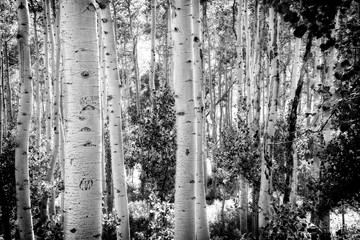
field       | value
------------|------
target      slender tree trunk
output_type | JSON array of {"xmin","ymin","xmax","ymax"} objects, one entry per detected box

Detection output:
[
  {"xmin": 149, "ymin": 0, "xmax": 156, "ymax": 106},
  {"xmin": 127, "ymin": 1, "xmax": 140, "ymax": 117},
  {"xmin": 44, "ymin": 0, "xmax": 53, "ymax": 153},
  {"xmin": 173, "ymin": 1, "xmax": 196, "ymax": 239},
  {"xmin": 289, "ymin": 38, "xmax": 301, "ymax": 100},
  {"xmin": 259, "ymin": 6, "xmax": 279, "ymax": 234},
  {"xmin": 31, "ymin": 6, "xmax": 42, "ymax": 151},
  {"xmin": 3, "ymin": 45, "xmax": 8, "ymax": 135},
  {"xmin": 0, "ymin": 40, "xmax": 2, "ymax": 154},
  {"xmin": 97, "ymin": 10, "xmax": 107, "ymax": 215},
  {"xmin": 283, "ymin": 34, "xmax": 313, "ymax": 204},
  {"xmin": 97, "ymin": 1, "xmax": 130, "ymax": 238},
  {"xmin": 39, "ymin": 8, "xmax": 61, "ymax": 222},
  {"xmin": 203, "ymin": 2, "xmax": 216, "ymax": 145},
  {"xmin": 252, "ymin": 188, "xmax": 259, "ymax": 239},
  {"xmin": 236, "ymin": 1, "xmax": 248, "ymax": 233},
  {"xmin": 236, "ymin": 0, "xmax": 244, "ymax": 109},
  {"xmin": 61, "ymin": 1, "xmax": 103, "ymax": 238},
  {"xmin": 166, "ymin": 0, "xmax": 173, "ymax": 89},
  {"xmin": 15, "ymin": 0, "xmax": 35, "ymax": 239},
  {"xmin": 240, "ymin": 174, "xmax": 248, "ymax": 234},
  {"xmin": 60, "ymin": 119, "xmax": 65, "ymax": 222},
  {"xmin": 193, "ymin": 1, "xmax": 210, "ymax": 239},
  {"xmin": 4, "ymin": 42, "xmax": 13, "ymax": 125}
]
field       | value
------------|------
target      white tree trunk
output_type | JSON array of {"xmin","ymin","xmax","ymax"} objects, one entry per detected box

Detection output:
[
  {"xmin": 259, "ymin": 6, "xmax": 278, "ymax": 231},
  {"xmin": 173, "ymin": 0, "xmax": 196, "ymax": 239},
  {"xmin": 290, "ymin": 38, "xmax": 301, "ymax": 100},
  {"xmin": 32, "ymin": 9, "xmax": 42, "ymax": 151},
  {"xmin": 149, "ymin": 0, "xmax": 156, "ymax": 105},
  {"xmin": 193, "ymin": 0, "xmax": 210, "ymax": 239},
  {"xmin": 15, "ymin": 1, "xmax": 35, "ymax": 239},
  {"xmin": 44, "ymin": 0, "xmax": 53, "ymax": 153},
  {"xmin": 98, "ymin": 1, "xmax": 130, "ymax": 238},
  {"xmin": 167, "ymin": 0, "xmax": 174, "ymax": 90},
  {"xmin": 61, "ymin": 1, "xmax": 102, "ymax": 238},
  {"xmin": 240, "ymin": 174, "xmax": 248, "ymax": 234}
]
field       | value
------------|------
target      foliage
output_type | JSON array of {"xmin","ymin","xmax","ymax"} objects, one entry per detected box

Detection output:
[
  {"xmin": 261, "ymin": 204, "xmax": 317, "ymax": 240},
  {"xmin": 318, "ymin": 133, "xmax": 360, "ymax": 212},
  {"xmin": 34, "ymin": 219, "xmax": 64, "ymax": 240},
  {"xmin": 0, "ymin": 131, "xmax": 17, "ymax": 239},
  {"xmin": 316, "ymin": 0, "xmax": 360, "ymax": 213},
  {"xmin": 126, "ymin": 85, "xmax": 176, "ymax": 201},
  {"xmin": 212, "ymin": 119, "xmax": 260, "ymax": 195},
  {"xmin": 129, "ymin": 194, "xmax": 174, "ymax": 240},
  {"xmin": 335, "ymin": 227, "xmax": 360, "ymax": 240},
  {"xmin": 209, "ymin": 202, "xmax": 243, "ymax": 240},
  {"xmin": 102, "ymin": 212, "xmax": 121, "ymax": 240}
]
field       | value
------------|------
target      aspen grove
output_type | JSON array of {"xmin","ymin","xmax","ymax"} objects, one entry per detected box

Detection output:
[{"xmin": 1, "ymin": 0, "xmax": 360, "ymax": 239}]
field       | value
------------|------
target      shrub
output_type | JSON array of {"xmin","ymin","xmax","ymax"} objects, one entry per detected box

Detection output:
[
  {"xmin": 261, "ymin": 204, "xmax": 315, "ymax": 240},
  {"xmin": 209, "ymin": 201, "xmax": 243, "ymax": 240}
]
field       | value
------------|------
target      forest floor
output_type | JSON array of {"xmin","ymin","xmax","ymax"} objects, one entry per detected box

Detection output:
[{"xmin": 127, "ymin": 166, "xmax": 360, "ymax": 238}]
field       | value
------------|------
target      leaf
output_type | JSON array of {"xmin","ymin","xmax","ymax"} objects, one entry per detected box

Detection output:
[
  {"xmin": 278, "ymin": 2, "xmax": 290, "ymax": 14},
  {"xmin": 340, "ymin": 59, "xmax": 351, "ymax": 68},
  {"xmin": 289, "ymin": 12, "xmax": 300, "ymax": 24},
  {"xmin": 294, "ymin": 24, "xmax": 307, "ymax": 38}
]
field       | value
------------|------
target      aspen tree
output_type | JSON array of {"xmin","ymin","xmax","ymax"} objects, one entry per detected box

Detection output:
[
  {"xmin": 149, "ymin": 0, "xmax": 156, "ymax": 106},
  {"xmin": 30, "ymin": 0, "xmax": 42, "ymax": 150},
  {"xmin": 259, "ymin": 5, "xmax": 277, "ymax": 231},
  {"xmin": 15, "ymin": 0, "xmax": 35, "ymax": 239},
  {"xmin": 203, "ymin": 2, "xmax": 216, "ymax": 145},
  {"xmin": 45, "ymin": 0, "xmax": 56, "ymax": 83},
  {"xmin": 236, "ymin": 0, "xmax": 249, "ymax": 233},
  {"xmin": 126, "ymin": 0, "xmax": 140, "ymax": 116},
  {"xmin": 251, "ymin": 1, "xmax": 262, "ymax": 126},
  {"xmin": 259, "ymin": 6, "xmax": 279, "ymax": 231},
  {"xmin": 193, "ymin": 0, "xmax": 210, "ymax": 238},
  {"xmin": 97, "ymin": 0, "xmax": 130, "ymax": 238},
  {"xmin": 3, "ymin": 41, "xmax": 13, "ymax": 125},
  {"xmin": 97, "ymin": 10, "xmax": 107, "ymax": 214},
  {"xmin": 43, "ymin": 0, "xmax": 53, "ymax": 152},
  {"xmin": 39, "ymin": 8, "xmax": 61, "ymax": 220},
  {"xmin": 283, "ymin": 33, "xmax": 313, "ymax": 204},
  {"xmin": 166, "ymin": 0, "xmax": 174, "ymax": 89},
  {"xmin": 312, "ymin": 39, "xmax": 323, "ymax": 120},
  {"xmin": 289, "ymin": 38, "xmax": 301, "ymax": 100},
  {"xmin": 244, "ymin": 0, "xmax": 251, "ymax": 118},
  {"xmin": 0, "ymin": 39, "xmax": 2, "ymax": 154},
  {"xmin": 218, "ymin": 56, "xmax": 223, "ymax": 145},
  {"xmin": 236, "ymin": 0, "xmax": 244, "ymax": 104},
  {"xmin": 61, "ymin": 1, "xmax": 102, "ymax": 238},
  {"xmin": 173, "ymin": 0, "xmax": 196, "ymax": 239}
]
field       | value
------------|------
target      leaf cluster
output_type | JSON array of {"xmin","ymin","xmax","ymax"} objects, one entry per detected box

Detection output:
[
  {"xmin": 261, "ymin": 204, "xmax": 315, "ymax": 240},
  {"xmin": 125, "ymin": 86, "xmax": 176, "ymax": 201}
]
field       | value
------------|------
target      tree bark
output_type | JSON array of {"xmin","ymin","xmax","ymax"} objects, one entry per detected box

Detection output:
[
  {"xmin": 39, "ymin": 7, "xmax": 61, "ymax": 222},
  {"xmin": 149, "ymin": 0, "xmax": 156, "ymax": 107},
  {"xmin": 259, "ymin": 6, "xmax": 280, "ymax": 234},
  {"xmin": 173, "ymin": 0, "xmax": 196, "ymax": 239},
  {"xmin": 15, "ymin": 0, "xmax": 35, "ymax": 239},
  {"xmin": 193, "ymin": 0, "xmax": 210, "ymax": 239},
  {"xmin": 31, "ymin": 5, "xmax": 42, "ymax": 151},
  {"xmin": 4, "ymin": 42, "xmax": 13, "ymax": 126},
  {"xmin": 43, "ymin": 0, "xmax": 53, "ymax": 153},
  {"xmin": 61, "ymin": 1, "xmax": 103, "ymax": 238},
  {"xmin": 283, "ymin": 33, "xmax": 313, "ymax": 204},
  {"xmin": 97, "ymin": 1, "xmax": 130, "ymax": 238}
]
